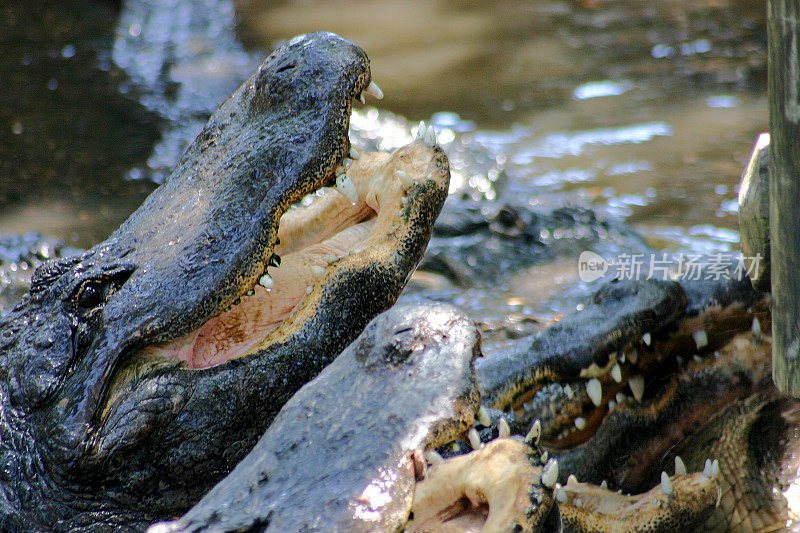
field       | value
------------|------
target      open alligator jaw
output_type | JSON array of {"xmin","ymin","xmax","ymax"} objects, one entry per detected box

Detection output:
[{"xmin": 138, "ymin": 138, "xmax": 447, "ymax": 370}]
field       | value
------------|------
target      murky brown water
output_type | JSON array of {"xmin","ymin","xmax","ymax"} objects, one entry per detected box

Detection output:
[{"xmin": 0, "ymin": 0, "xmax": 767, "ymax": 257}]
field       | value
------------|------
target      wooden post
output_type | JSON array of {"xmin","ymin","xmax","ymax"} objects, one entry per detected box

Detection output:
[{"xmin": 769, "ymin": 0, "xmax": 800, "ymax": 396}]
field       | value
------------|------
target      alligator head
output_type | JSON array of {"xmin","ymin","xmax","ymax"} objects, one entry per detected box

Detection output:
[{"xmin": 0, "ymin": 32, "xmax": 449, "ymax": 531}]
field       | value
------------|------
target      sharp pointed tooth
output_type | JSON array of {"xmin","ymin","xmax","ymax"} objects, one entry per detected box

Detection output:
[
  {"xmin": 526, "ymin": 419, "xmax": 542, "ymax": 445},
  {"xmin": 702, "ymin": 459, "xmax": 713, "ymax": 478},
  {"xmin": 416, "ymin": 121, "xmax": 426, "ymax": 140},
  {"xmin": 396, "ymin": 170, "xmax": 415, "ymax": 188},
  {"xmin": 498, "ymin": 418, "xmax": 511, "ymax": 438},
  {"xmin": 541, "ymin": 450, "xmax": 548, "ymax": 463},
  {"xmin": 693, "ymin": 329, "xmax": 708, "ymax": 349},
  {"xmin": 619, "ymin": 351, "xmax": 626, "ymax": 363},
  {"xmin": 467, "ymin": 428, "xmax": 481, "ymax": 449},
  {"xmin": 344, "ymin": 157, "xmax": 353, "ymax": 168},
  {"xmin": 349, "ymin": 146, "xmax": 360, "ymax": 160},
  {"xmin": 478, "ymin": 406, "xmax": 491, "ymax": 427},
  {"xmin": 556, "ymin": 487, "xmax": 567, "ymax": 502},
  {"xmin": 601, "ymin": 480, "xmax": 608, "ymax": 489},
  {"xmin": 752, "ymin": 317, "xmax": 762, "ymax": 335},
  {"xmin": 365, "ymin": 80, "xmax": 383, "ymax": 99},
  {"xmin": 358, "ymin": 93, "xmax": 366, "ymax": 104},
  {"xmin": 587, "ymin": 378, "xmax": 602, "ymax": 407},
  {"xmin": 642, "ymin": 332, "xmax": 652, "ymax": 346},
  {"xmin": 541, "ymin": 459, "xmax": 558, "ymax": 488},
  {"xmin": 574, "ymin": 417, "xmax": 586, "ymax": 430},
  {"xmin": 629, "ymin": 375, "xmax": 645, "ymax": 402},
  {"xmin": 611, "ymin": 363, "xmax": 622, "ymax": 383},
  {"xmin": 711, "ymin": 459, "xmax": 719, "ymax": 477},
  {"xmin": 310, "ymin": 265, "xmax": 326, "ymax": 278},
  {"xmin": 259, "ymin": 273, "xmax": 274, "ymax": 290},
  {"xmin": 567, "ymin": 474, "xmax": 579, "ymax": 486},
  {"xmin": 660, "ymin": 471, "xmax": 673, "ymax": 495},
  {"xmin": 335, "ymin": 174, "xmax": 358, "ymax": 204},
  {"xmin": 616, "ymin": 392, "xmax": 626, "ymax": 403},
  {"xmin": 425, "ymin": 450, "xmax": 442, "ymax": 464},
  {"xmin": 564, "ymin": 384, "xmax": 574, "ymax": 398},
  {"xmin": 675, "ymin": 456, "xmax": 687, "ymax": 475},
  {"xmin": 423, "ymin": 125, "xmax": 437, "ymax": 147}
]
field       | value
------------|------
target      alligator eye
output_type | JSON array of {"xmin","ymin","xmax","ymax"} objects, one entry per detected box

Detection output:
[{"xmin": 76, "ymin": 282, "xmax": 105, "ymax": 309}]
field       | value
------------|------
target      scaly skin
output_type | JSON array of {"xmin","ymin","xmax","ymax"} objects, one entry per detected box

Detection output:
[
  {"xmin": 0, "ymin": 33, "xmax": 449, "ymax": 531},
  {"xmin": 151, "ymin": 303, "xmax": 481, "ymax": 533}
]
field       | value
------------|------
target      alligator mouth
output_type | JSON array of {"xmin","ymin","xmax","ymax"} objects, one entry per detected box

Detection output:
[
  {"xmin": 512, "ymin": 299, "xmax": 770, "ymax": 451},
  {"xmin": 136, "ymin": 137, "xmax": 446, "ymax": 370}
]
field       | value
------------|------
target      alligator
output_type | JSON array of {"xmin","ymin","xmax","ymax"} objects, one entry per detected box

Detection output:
[
  {"xmin": 150, "ymin": 302, "xmax": 483, "ymax": 532},
  {"xmin": 0, "ymin": 32, "xmax": 450, "ymax": 531}
]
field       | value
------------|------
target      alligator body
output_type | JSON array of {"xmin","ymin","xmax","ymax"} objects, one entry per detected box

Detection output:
[{"xmin": 0, "ymin": 33, "xmax": 449, "ymax": 531}]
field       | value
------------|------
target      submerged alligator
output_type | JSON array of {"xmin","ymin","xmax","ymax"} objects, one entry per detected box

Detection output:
[{"xmin": 0, "ymin": 32, "xmax": 450, "ymax": 530}]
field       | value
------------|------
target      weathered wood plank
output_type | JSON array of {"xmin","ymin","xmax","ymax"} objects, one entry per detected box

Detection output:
[{"xmin": 769, "ymin": 0, "xmax": 800, "ymax": 396}]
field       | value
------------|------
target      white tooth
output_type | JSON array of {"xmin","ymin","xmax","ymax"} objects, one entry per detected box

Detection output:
[
  {"xmin": 425, "ymin": 450, "xmax": 443, "ymax": 464},
  {"xmin": 498, "ymin": 418, "xmax": 511, "ymax": 438},
  {"xmin": 752, "ymin": 317, "xmax": 761, "ymax": 335},
  {"xmin": 574, "ymin": 417, "xmax": 586, "ymax": 430},
  {"xmin": 693, "ymin": 329, "xmax": 708, "ymax": 349},
  {"xmin": 416, "ymin": 121, "xmax": 426, "ymax": 140},
  {"xmin": 629, "ymin": 375, "xmax": 645, "ymax": 402},
  {"xmin": 619, "ymin": 351, "xmax": 626, "ymax": 363},
  {"xmin": 615, "ymin": 392, "xmax": 626, "ymax": 403},
  {"xmin": 608, "ymin": 400, "xmax": 616, "ymax": 410},
  {"xmin": 335, "ymin": 174, "xmax": 359, "ymax": 204},
  {"xmin": 675, "ymin": 456, "xmax": 687, "ymax": 475},
  {"xmin": 350, "ymin": 146, "xmax": 360, "ymax": 160},
  {"xmin": 702, "ymin": 459, "xmax": 713, "ymax": 478},
  {"xmin": 365, "ymin": 80, "xmax": 383, "ymax": 99},
  {"xmin": 344, "ymin": 157, "xmax": 353, "ymax": 168},
  {"xmin": 396, "ymin": 170, "xmax": 415, "ymax": 188},
  {"xmin": 642, "ymin": 332, "xmax": 652, "ymax": 346},
  {"xmin": 601, "ymin": 480, "xmax": 608, "ymax": 489},
  {"xmin": 567, "ymin": 474, "xmax": 579, "ymax": 486},
  {"xmin": 693, "ymin": 355, "xmax": 702, "ymax": 363},
  {"xmin": 628, "ymin": 349, "xmax": 638, "ymax": 364},
  {"xmin": 540, "ymin": 451, "xmax": 548, "ymax": 463},
  {"xmin": 423, "ymin": 125, "xmax": 437, "ymax": 147},
  {"xmin": 711, "ymin": 459, "xmax": 719, "ymax": 477},
  {"xmin": 478, "ymin": 406, "xmax": 491, "ymax": 427},
  {"xmin": 259, "ymin": 274, "xmax": 274, "ymax": 290},
  {"xmin": 556, "ymin": 487, "xmax": 567, "ymax": 502},
  {"xmin": 587, "ymin": 378, "xmax": 603, "ymax": 407},
  {"xmin": 358, "ymin": 93, "xmax": 366, "ymax": 104},
  {"xmin": 611, "ymin": 363, "xmax": 622, "ymax": 383},
  {"xmin": 714, "ymin": 350, "xmax": 721, "ymax": 358},
  {"xmin": 541, "ymin": 459, "xmax": 559, "ymax": 488},
  {"xmin": 564, "ymin": 384, "xmax": 574, "ymax": 399},
  {"xmin": 660, "ymin": 471, "xmax": 672, "ymax": 495},
  {"xmin": 527, "ymin": 419, "xmax": 542, "ymax": 445},
  {"xmin": 467, "ymin": 428, "xmax": 481, "ymax": 449},
  {"xmin": 310, "ymin": 265, "xmax": 326, "ymax": 278}
]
